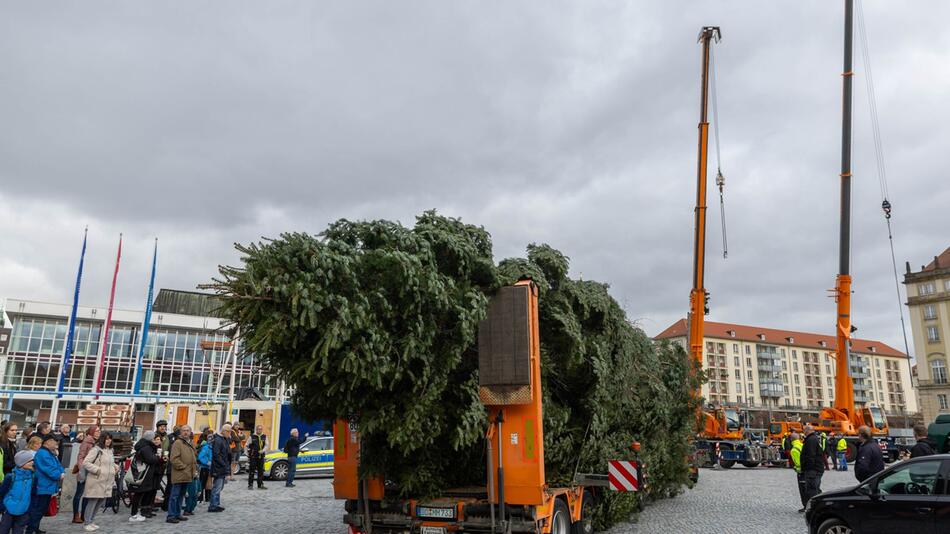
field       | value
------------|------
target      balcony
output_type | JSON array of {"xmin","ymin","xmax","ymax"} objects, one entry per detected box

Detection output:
[
  {"xmin": 850, "ymin": 370, "xmax": 869, "ymax": 379},
  {"xmin": 759, "ymin": 383, "xmax": 783, "ymax": 397},
  {"xmin": 855, "ymin": 392, "xmax": 870, "ymax": 403},
  {"xmin": 853, "ymin": 381, "xmax": 870, "ymax": 391},
  {"xmin": 758, "ymin": 364, "xmax": 782, "ymax": 373}
]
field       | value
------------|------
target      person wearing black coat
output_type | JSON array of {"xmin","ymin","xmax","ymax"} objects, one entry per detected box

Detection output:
[
  {"xmin": 208, "ymin": 424, "xmax": 233, "ymax": 512},
  {"xmin": 0, "ymin": 422, "xmax": 19, "ymax": 474},
  {"xmin": 799, "ymin": 425, "xmax": 824, "ymax": 508},
  {"xmin": 910, "ymin": 424, "xmax": 937, "ymax": 458},
  {"xmin": 854, "ymin": 425, "xmax": 885, "ymax": 482},
  {"xmin": 129, "ymin": 432, "xmax": 163, "ymax": 522},
  {"xmin": 283, "ymin": 428, "xmax": 302, "ymax": 488}
]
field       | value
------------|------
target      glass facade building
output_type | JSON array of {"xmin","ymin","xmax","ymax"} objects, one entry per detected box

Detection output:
[{"xmin": 1, "ymin": 291, "xmax": 278, "ymax": 402}]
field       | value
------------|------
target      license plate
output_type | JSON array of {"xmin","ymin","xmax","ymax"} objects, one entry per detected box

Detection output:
[
  {"xmin": 421, "ymin": 527, "xmax": 446, "ymax": 534},
  {"xmin": 416, "ymin": 506, "xmax": 455, "ymax": 519}
]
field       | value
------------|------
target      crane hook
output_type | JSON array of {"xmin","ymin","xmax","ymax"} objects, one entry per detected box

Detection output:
[{"xmin": 881, "ymin": 198, "xmax": 891, "ymax": 220}]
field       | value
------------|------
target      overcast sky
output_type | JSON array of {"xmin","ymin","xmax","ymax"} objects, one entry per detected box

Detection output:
[{"xmin": 1, "ymin": 2, "xmax": 947, "ymax": 361}]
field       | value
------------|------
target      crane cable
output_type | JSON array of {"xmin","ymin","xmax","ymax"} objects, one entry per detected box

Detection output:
[
  {"xmin": 710, "ymin": 42, "xmax": 728, "ymax": 259},
  {"xmin": 855, "ymin": 0, "xmax": 912, "ymax": 361}
]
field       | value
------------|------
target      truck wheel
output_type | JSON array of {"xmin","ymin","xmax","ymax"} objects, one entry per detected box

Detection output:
[
  {"xmin": 571, "ymin": 491, "xmax": 594, "ymax": 534},
  {"xmin": 845, "ymin": 442, "xmax": 857, "ymax": 463},
  {"xmin": 718, "ymin": 443, "xmax": 735, "ymax": 469},
  {"xmin": 550, "ymin": 499, "xmax": 571, "ymax": 534},
  {"xmin": 740, "ymin": 461, "xmax": 760, "ymax": 468}
]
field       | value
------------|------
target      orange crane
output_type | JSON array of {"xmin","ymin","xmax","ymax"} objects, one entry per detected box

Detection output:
[
  {"xmin": 769, "ymin": 0, "xmax": 893, "ymax": 463},
  {"xmin": 686, "ymin": 26, "xmax": 777, "ymax": 469}
]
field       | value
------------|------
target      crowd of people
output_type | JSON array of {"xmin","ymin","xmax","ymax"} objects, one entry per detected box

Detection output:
[
  {"xmin": 780, "ymin": 422, "xmax": 938, "ymax": 513},
  {"xmin": 0, "ymin": 418, "xmax": 307, "ymax": 533}
]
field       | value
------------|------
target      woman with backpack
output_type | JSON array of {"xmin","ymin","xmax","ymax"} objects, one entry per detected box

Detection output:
[
  {"xmin": 128, "ymin": 431, "xmax": 161, "ymax": 522},
  {"xmin": 81, "ymin": 432, "xmax": 116, "ymax": 532},
  {"xmin": 0, "ymin": 450, "xmax": 35, "ymax": 534}
]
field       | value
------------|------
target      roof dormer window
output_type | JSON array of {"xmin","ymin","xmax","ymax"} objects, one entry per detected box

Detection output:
[{"xmin": 757, "ymin": 334, "xmax": 765, "ymax": 341}]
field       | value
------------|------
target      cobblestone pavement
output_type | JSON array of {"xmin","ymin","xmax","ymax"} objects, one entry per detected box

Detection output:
[
  {"xmin": 39, "ymin": 466, "xmax": 863, "ymax": 533},
  {"xmin": 609, "ymin": 465, "xmax": 861, "ymax": 534},
  {"xmin": 41, "ymin": 477, "xmax": 346, "ymax": 534}
]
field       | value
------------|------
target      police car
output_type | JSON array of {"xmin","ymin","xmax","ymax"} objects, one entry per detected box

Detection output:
[{"xmin": 264, "ymin": 434, "xmax": 334, "ymax": 480}]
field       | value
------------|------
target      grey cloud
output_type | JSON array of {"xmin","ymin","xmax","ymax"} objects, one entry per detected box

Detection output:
[{"xmin": 1, "ymin": 1, "xmax": 948, "ymax": 362}]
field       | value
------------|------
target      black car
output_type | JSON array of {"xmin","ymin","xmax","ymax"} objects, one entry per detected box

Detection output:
[{"xmin": 805, "ymin": 454, "xmax": 950, "ymax": 534}]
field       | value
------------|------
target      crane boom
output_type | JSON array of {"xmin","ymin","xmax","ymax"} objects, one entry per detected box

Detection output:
[
  {"xmin": 833, "ymin": 0, "xmax": 856, "ymax": 421},
  {"xmin": 688, "ymin": 26, "xmax": 721, "ymax": 370}
]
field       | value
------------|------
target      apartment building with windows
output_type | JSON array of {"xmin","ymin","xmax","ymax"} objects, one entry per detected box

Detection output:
[
  {"xmin": 904, "ymin": 246, "xmax": 950, "ymax": 422},
  {"xmin": 656, "ymin": 319, "xmax": 916, "ymax": 414}
]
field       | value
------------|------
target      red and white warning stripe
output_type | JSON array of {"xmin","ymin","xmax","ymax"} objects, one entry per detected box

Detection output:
[{"xmin": 608, "ymin": 460, "xmax": 639, "ymax": 492}]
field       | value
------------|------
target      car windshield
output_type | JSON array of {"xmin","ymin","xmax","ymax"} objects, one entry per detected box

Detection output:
[
  {"xmin": 869, "ymin": 407, "xmax": 886, "ymax": 430},
  {"xmin": 769, "ymin": 423, "xmax": 782, "ymax": 435},
  {"xmin": 724, "ymin": 409, "xmax": 740, "ymax": 431}
]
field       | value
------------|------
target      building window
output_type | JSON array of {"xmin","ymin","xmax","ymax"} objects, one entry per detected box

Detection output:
[
  {"xmin": 794, "ymin": 375, "xmax": 800, "ymax": 384},
  {"xmin": 946, "ymin": 280, "xmax": 950, "ymax": 292},
  {"xmin": 784, "ymin": 385, "xmax": 790, "ymax": 395},
  {"xmin": 783, "ymin": 373, "xmax": 789, "ymax": 383},
  {"xmin": 735, "ymin": 369, "xmax": 740, "ymax": 379},
  {"xmin": 938, "ymin": 394, "xmax": 949, "ymax": 411},
  {"xmin": 733, "ymin": 343, "xmax": 739, "ymax": 353},
  {"xmin": 927, "ymin": 326, "xmax": 941, "ymax": 343},
  {"xmin": 734, "ymin": 356, "xmax": 740, "ymax": 366},
  {"xmin": 747, "ymin": 383, "xmax": 753, "ymax": 393},
  {"xmin": 791, "ymin": 350, "xmax": 797, "ymax": 358},
  {"xmin": 920, "ymin": 282, "xmax": 936, "ymax": 295},
  {"xmin": 747, "ymin": 370, "xmax": 753, "ymax": 380},
  {"xmin": 745, "ymin": 345, "xmax": 750, "ymax": 355},
  {"xmin": 795, "ymin": 387, "xmax": 801, "ymax": 396},
  {"xmin": 923, "ymin": 304, "xmax": 938, "ymax": 320},
  {"xmin": 793, "ymin": 362, "xmax": 799, "ymax": 372},
  {"xmin": 782, "ymin": 361, "xmax": 787, "ymax": 370},
  {"xmin": 780, "ymin": 348, "xmax": 786, "ymax": 356},
  {"xmin": 877, "ymin": 381, "xmax": 883, "ymax": 390},
  {"xmin": 876, "ymin": 369, "xmax": 881, "ymax": 378},
  {"xmin": 932, "ymin": 359, "xmax": 948, "ymax": 384},
  {"xmin": 746, "ymin": 357, "xmax": 752, "ymax": 367},
  {"xmin": 826, "ymin": 377, "xmax": 832, "ymax": 386},
  {"xmin": 737, "ymin": 395, "xmax": 742, "ymax": 403},
  {"xmin": 828, "ymin": 388, "xmax": 833, "ymax": 399}
]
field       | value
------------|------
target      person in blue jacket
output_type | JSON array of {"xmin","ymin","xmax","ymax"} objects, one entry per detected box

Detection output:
[
  {"xmin": 27, "ymin": 435, "xmax": 64, "ymax": 534},
  {"xmin": 0, "ymin": 451, "xmax": 36, "ymax": 534}
]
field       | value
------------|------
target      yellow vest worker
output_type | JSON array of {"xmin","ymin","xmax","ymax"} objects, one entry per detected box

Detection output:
[
  {"xmin": 790, "ymin": 439, "xmax": 803, "ymax": 473},
  {"xmin": 837, "ymin": 437, "xmax": 848, "ymax": 452}
]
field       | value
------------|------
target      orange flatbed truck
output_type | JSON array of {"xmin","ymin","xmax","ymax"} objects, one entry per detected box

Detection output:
[{"xmin": 334, "ymin": 281, "xmax": 628, "ymax": 534}]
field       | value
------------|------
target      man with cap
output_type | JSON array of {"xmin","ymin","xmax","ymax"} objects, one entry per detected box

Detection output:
[
  {"xmin": 27, "ymin": 435, "xmax": 64, "ymax": 534},
  {"xmin": 0, "ymin": 450, "xmax": 36, "ymax": 533}
]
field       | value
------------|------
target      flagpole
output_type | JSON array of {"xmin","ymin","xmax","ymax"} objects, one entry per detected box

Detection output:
[
  {"xmin": 93, "ymin": 234, "xmax": 122, "ymax": 400},
  {"xmin": 50, "ymin": 227, "xmax": 89, "ymax": 426},
  {"xmin": 130, "ymin": 238, "xmax": 158, "ymax": 398}
]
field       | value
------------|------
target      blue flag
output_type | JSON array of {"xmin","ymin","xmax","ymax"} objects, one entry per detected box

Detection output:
[
  {"xmin": 56, "ymin": 228, "xmax": 88, "ymax": 397},
  {"xmin": 133, "ymin": 239, "xmax": 158, "ymax": 395}
]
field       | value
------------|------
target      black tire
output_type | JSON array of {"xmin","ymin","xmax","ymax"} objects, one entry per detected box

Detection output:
[
  {"xmin": 270, "ymin": 460, "xmax": 289, "ymax": 481},
  {"xmin": 718, "ymin": 443, "xmax": 736, "ymax": 468},
  {"xmin": 845, "ymin": 442, "xmax": 858, "ymax": 463},
  {"xmin": 550, "ymin": 499, "xmax": 571, "ymax": 534},
  {"xmin": 817, "ymin": 517, "xmax": 854, "ymax": 534},
  {"xmin": 740, "ymin": 461, "xmax": 760, "ymax": 468},
  {"xmin": 571, "ymin": 491, "xmax": 594, "ymax": 534}
]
